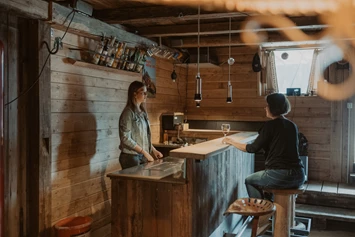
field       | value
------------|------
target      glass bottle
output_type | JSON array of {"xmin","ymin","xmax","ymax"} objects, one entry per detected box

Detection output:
[
  {"xmin": 98, "ymin": 38, "xmax": 109, "ymax": 66},
  {"xmin": 112, "ymin": 42, "xmax": 125, "ymax": 69},
  {"xmin": 91, "ymin": 36, "xmax": 104, "ymax": 65},
  {"xmin": 106, "ymin": 39, "xmax": 119, "ymax": 67},
  {"xmin": 120, "ymin": 48, "xmax": 130, "ymax": 70},
  {"xmin": 127, "ymin": 47, "xmax": 138, "ymax": 71},
  {"xmin": 135, "ymin": 49, "xmax": 147, "ymax": 73},
  {"xmin": 131, "ymin": 47, "xmax": 140, "ymax": 71}
]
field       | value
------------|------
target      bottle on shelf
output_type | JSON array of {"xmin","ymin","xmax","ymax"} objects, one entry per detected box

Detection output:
[
  {"xmin": 112, "ymin": 42, "xmax": 125, "ymax": 69},
  {"xmin": 120, "ymin": 48, "xmax": 131, "ymax": 70},
  {"xmin": 98, "ymin": 38, "xmax": 109, "ymax": 66},
  {"xmin": 130, "ymin": 48, "xmax": 140, "ymax": 72},
  {"xmin": 135, "ymin": 49, "xmax": 147, "ymax": 73},
  {"xmin": 127, "ymin": 47, "xmax": 138, "ymax": 71},
  {"xmin": 105, "ymin": 38, "xmax": 118, "ymax": 67},
  {"xmin": 91, "ymin": 36, "xmax": 105, "ymax": 65}
]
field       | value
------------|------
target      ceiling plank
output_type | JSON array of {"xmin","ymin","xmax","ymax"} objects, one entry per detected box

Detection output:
[
  {"xmin": 0, "ymin": 0, "xmax": 48, "ymax": 20},
  {"xmin": 51, "ymin": 3, "xmax": 157, "ymax": 46},
  {"xmin": 93, "ymin": 6, "xmax": 251, "ymax": 24}
]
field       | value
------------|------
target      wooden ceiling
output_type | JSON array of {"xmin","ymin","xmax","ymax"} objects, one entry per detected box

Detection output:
[{"xmin": 50, "ymin": 0, "xmax": 322, "ymax": 50}]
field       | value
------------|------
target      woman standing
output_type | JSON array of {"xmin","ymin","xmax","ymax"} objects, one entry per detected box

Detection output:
[
  {"xmin": 223, "ymin": 93, "xmax": 305, "ymax": 199},
  {"xmin": 119, "ymin": 81, "xmax": 163, "ymax": 169}
]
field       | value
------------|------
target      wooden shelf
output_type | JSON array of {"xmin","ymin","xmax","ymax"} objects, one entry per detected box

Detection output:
[{"xmin": 65, "ymin": 57, "xmax": 142, "ymax": 76}]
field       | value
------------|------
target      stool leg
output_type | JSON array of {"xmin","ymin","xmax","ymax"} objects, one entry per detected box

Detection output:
[
  {"xmin": 290, "ymin": 194, "xmax": 296, "ymax": 228},
  {"xmin": 251, "ymin": 216, "xmax": 259, "ymax": 237},
  {"xmin": 274, "ymin": 194, "xmax": 291, "ymax": 237}
]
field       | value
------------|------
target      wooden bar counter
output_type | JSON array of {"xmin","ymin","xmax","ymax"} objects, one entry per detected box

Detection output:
[{"xmin": 107, "ymin": 132, "xmax": 258, "ymax": 237}]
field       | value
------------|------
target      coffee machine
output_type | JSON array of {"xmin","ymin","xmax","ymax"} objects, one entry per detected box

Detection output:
[{"xmin": 161, "ymin": 112, "xmax": 184, "ymax": 130}]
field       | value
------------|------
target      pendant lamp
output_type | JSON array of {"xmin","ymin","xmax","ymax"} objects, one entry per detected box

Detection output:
[
  {"xmin": 227, "ymin": 17, "xmax": 234, "ymax": 103},
  {"xmin": 194, "ymin": 6, "xmax": 202, "ymax": 108}
]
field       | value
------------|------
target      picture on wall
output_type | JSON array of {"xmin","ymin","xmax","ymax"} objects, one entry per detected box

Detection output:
[{"xmin": 142, "ymin": 56, "xmax": 157, "ymax": 98}]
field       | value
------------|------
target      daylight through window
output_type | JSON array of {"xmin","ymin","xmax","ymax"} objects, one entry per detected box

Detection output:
[{"xmin": 274, "ymin": 49, "xmax": 314, "ymax": 95}]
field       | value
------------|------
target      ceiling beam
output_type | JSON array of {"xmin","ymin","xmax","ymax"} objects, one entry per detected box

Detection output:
[
  {"xmin": 0, "ymin": 0, "xmax": 48, "ymax": 20},
  {"xmin": 169, "ymin": 33, "xmax": 322, "ymax": 48},
  {"xmin": 137, "ymin": 17, "xmax": 322, "ymax": 37},
  {"xmin": 93, "ymin": 6, "xmax": 251, "ymax": 24}
]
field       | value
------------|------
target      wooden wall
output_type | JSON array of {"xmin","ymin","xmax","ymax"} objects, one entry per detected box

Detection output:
[
  {"xmin": 50, "ymin": 29, "xmax": 186, "ymax": 236},
  {"xmin": 0, "ymin": 10, "xmax": 24, "ymax": 237},
  {"xmin": 184, "ymin": 46, "xmax": 351, "ymax": 183}
]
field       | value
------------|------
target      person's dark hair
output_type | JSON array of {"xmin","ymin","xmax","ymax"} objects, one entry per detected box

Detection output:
[
  {"xmin": 266, "ymin": 93, "xmax": 291, "ymax": 116},
  {"xmin": 126, "ymin": 81, "xmax": 147, "ymax": 113}
]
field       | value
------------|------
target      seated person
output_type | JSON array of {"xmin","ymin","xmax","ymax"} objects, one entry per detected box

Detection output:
[{"xmin": 223, "ymin": 93, "xmax": 305, "ymax": 200}]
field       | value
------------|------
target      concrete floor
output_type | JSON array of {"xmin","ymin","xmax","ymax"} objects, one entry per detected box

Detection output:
[{"xmin": 308, "ymin": 221, "xmax": 354, "ymax": 237}]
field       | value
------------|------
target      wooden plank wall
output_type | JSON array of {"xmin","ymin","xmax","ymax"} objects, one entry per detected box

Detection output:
[
  {"xmin": 185, "ymin": 46, "xmax": 338, "ymax": 182},
  {"xmin": 0, "ymin": 11, "xmax": 26, "ymax": 237},
  {"xmin": 50, "ymin": 28, "xmax": 185, "ymax": 236}
]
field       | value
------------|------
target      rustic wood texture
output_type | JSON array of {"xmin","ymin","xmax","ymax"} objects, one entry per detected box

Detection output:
[
  {"xmin": 169, "ymin": 132, "xmax": 257, "ymax": 160},
  {"xmin": 33, "ymin": 19, "xmax": 52, "ymax": 237},
  {"xmin": 50, "ymin": 28, "xmax": 185, "ymax": 236},
  {"xmin": 1, "ymin": 10, "xmax": 23, "ymax": 237},
  {"xmin": 0, "ymin": 0, "xmax": 48, "ymax": 20},
  {"xmin": 297, "ymin": 180, "xmax": 355, "ymax": 209},
  {"xmin": 184, "ymin": 46, "xmax": 345, "ymax": 182},
  {"xmin": 110, "ymin": 145, "xmax": 254, "ymax": 237}
]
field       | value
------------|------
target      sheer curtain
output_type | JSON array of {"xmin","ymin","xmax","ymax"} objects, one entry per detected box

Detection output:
[
  {"xmin": 265, "ymin": 51, "xmax": 278, "ymax": 95},
  {"xmin": 307, "ymin": 49, "xmax": 320, "ymax": 95}
]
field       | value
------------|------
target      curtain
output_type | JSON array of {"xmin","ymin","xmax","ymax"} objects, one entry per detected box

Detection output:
[
  {"xmin": 307, "ymin": 49, "xmax": 320, "ymax": 95},
  {"xmin": 265, "ymin": 51, "xmax": 278, "ymax": 95}
]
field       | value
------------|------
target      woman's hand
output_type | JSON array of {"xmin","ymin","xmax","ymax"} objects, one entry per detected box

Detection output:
[
  {"xmin": 152, "ymin": 149, "xmax": 163, "ymax": 159},
  {"xmin": 222, "ymin": 137, "xmax": 247, "ymax": 152},
  {"xmin": 222, "ymin": 137, "xmax": 234, "ymax": 145},
  {"xmin": 142, "ymin": 150, "xmax": 155, "ymax": 162}
]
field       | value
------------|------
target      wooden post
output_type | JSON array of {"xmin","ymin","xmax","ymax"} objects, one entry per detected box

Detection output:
[{"xmin": 21, "ymin": 18, "xmax": 51, "ymax": 237}]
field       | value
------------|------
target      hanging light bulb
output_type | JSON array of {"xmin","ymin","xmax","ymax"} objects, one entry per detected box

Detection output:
[
  {"xmin": 194, "ymin": 5, "xmax": 202, "ymax": 108},
  {"xmin": 194, "ymin": 72, "xmax": 202, "ymax": 107},
  {"xmin": 227, "ymin": 17, "xmax": 234, "ymax": 103}
]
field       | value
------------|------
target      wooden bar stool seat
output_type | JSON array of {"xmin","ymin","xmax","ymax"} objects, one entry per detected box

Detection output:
[
  {"xmin": 224, "ymin": 198, "xmax": 275, "ymax": 237},
  {"xmin": 265, "ymin": 186, "xmax": 305, "ymax": 237}
]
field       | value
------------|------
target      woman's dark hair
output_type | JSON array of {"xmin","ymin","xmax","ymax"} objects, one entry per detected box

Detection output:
[
  {"xmin": 266, "ymin": 93, "xmax": 291, "ymax": 116},
  {"xmin": 126, "ymin": 81, "xmax": 147, "ymax": 113}
]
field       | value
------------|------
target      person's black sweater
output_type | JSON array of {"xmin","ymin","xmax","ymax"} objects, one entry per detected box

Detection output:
[{"xmin": 246, "ymin": 118, "xmax": 303, "ymax": 170}]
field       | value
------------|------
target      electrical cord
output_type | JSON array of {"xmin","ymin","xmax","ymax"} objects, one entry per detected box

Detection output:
[{"xmin": 5, "ymin": 9, "xmax": 76, "ymax": 106}]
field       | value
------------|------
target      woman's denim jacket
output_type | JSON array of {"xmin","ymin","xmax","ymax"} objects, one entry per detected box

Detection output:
[{"xmin": 119, "ymin": 107, "xmax": 151, "ymax": 155}]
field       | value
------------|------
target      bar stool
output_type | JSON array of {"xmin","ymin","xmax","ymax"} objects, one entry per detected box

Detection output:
[
  {"xmin": 265, "ymin": 186, "xmax": 305, "ymax": 237},
  {"xmin": 224, "ymin": 198, "xmax": 275, "ymax": 237}
]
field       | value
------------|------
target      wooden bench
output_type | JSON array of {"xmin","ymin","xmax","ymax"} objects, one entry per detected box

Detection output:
[
  {"xmin": 296, "ymin": 204, "xmax": 355, "ymax": 229},
  {"xmin": 296, "ymin": 180, "xmax": 355, "ymax": 229}
]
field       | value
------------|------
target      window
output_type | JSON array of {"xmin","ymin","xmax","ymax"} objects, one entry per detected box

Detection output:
[{"xmin": 274, "ymin": 49, "xmax": 314, "ymax": 94}]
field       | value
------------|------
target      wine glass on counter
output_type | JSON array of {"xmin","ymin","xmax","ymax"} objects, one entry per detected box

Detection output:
[{"xmin": 221, "ymin": 124, "xmax": 230, "ymax": 144}]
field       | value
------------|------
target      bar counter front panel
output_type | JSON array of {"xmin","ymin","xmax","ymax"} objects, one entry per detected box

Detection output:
[{"xmin": 108, "ymin": 132, "xmax": 257, "ymax": 237}]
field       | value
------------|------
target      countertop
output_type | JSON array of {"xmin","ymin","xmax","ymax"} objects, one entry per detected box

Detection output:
[
  {"xmin": 169, "ymin": 131, "xmax": 258, "ymax": 160},
  {"xmin": 107, "ymin": 156, "xmax": 186, "ymax": 183}
]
